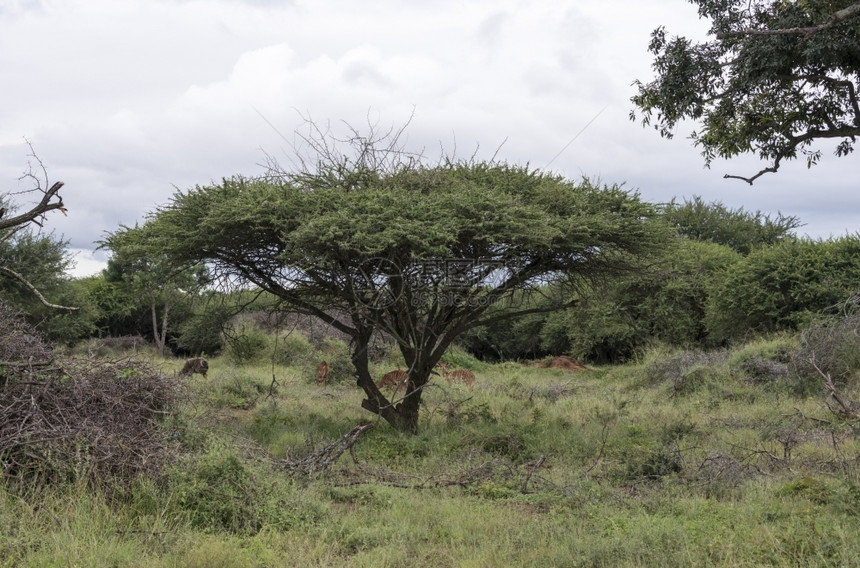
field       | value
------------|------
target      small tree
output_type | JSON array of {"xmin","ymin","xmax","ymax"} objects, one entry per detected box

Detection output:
[
  {"xmin": 99, "ymin": 243, "xmax": 209, "ymax": 358},
  {"xmin": 631, "ymin": 0, "xmax": 860, "ymax": 184},
  {"xmin": 110, "ymin": 125, "xmax": 670, "ymax": 432}
]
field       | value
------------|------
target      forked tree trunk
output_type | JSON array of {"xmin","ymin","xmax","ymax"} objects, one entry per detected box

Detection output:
[
  {"xmin": 353, "ymin": 337, "xmax": 425, "ymax": 434},
  {"xmin": 150, "ymin": 295, "xmax": 170, "ymax": 358}
]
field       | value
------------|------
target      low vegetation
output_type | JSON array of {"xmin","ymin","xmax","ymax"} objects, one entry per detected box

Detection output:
[{"xmin": 2, "ymin": 303, "xmax": 860, "ymax": 567}]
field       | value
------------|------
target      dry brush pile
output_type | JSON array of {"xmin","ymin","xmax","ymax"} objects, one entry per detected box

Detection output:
[{"xmin": 0, "ymin": 301, "xmax": 184, "ymax": 492}]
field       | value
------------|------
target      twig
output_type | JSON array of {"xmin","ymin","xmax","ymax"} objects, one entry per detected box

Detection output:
[
  {"xmin": 521, "ymin": 455, "xmax": 546, "ymax": 493},
  {"xmin": 0, "ymin": 266, "xmax": 79, "ymax": 311},
  {"xmin": 812, "ymin": 355, "xmax": 857, "ymax": 419},
  {"xmin": 583, "ymin": 420, "xmax": 611, "ymax": 479}
]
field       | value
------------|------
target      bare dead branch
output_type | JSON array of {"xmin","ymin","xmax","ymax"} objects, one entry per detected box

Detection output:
[
  {"xmin": 723, "ymin": 162, "xmax": 781, "ymax": 185},
  {"xmin": 812, "ymin": 355, "xmax": 857, "ymax": 419},
  {"xmin": 279, "ymin": 422, "xmax": 376, "ymax": 476},
  {"xmin": 1, "ymin": 143, "xmax": 77, "ymax": 311},
  {"xmin": 0, "ymin": 266, "xmax": 79, "ymax": 311},
  {"xmin": 521, "ymin": 454, "xmax": 546, "ymax": 493}
]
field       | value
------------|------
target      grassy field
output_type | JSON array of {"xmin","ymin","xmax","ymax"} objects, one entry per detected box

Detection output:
[{"xmin": 2, "ymin": 334, "xmax": 860, "ymax": 567}]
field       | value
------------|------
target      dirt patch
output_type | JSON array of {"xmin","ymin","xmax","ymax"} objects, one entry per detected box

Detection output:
[{"xmin": 538, "ymin": 356, "xmax": 587, "ymax": 372}]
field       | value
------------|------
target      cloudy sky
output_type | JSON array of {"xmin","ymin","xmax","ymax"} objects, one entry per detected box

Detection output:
[{"xmin": 2, "ymin": 0, "xmax": 858, "ymax": 277}]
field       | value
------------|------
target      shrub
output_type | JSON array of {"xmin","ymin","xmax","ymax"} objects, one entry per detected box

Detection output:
[
  {"xmin": 791, "ymin": 296, "xmax": 860, "ymax": 392},
  {"xmin": 556, "ymin": 239, "xmax": 739, "ymax": 363},
  {"xmin": 174, "ymin": 304, "xmax": 233, "ymax": 356},
  {"xmin": 274, "ymin": 331, "xmax": 316, "ymax": 367},
  {"xmin": 644, "ymin": 349, "xmax": 728, "ymax": 393},
  {"xmin": 223, "ymin": 319, "xmax": 269, "ymax": 365},
  {"xmin": 705, "ymin": 237, "xmax": 860, "ymax": 344},
  {"xmin": 202, "ymin": 369, "xmax": 267, "ymax": 409},
  {"xmin": 167, "ymin": 447, "xmax": 322, "ymax": 534},
  {"xmin": 726, "ymin": 335, "xmax": 796, "ymax": 387},
  {"xmin": 314, "ymin": 337, "xmax": 353, "ymax": 385}
]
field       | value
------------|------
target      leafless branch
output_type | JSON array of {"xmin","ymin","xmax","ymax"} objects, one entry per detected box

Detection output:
[
  {"xmin": 723, "ymin": 161, "xmax": 781, "ymax": 185},
  {"xmin": 279, "ymin": 422, "xmax": 376, "ymax": 476},
  {"xmin": 1, "ymin": 141, "xmax": 68, "ymax": 233},
  {"xmin": 0, "ymin": 266, "xmax": 79, "ymax": 311},
  {"xmin": 521, "ymin": 454, "xmax": 546, "ymax": 493},
  {"xmin": 812, "ymin": 355, "xmax": 857, "ymax": 419}
]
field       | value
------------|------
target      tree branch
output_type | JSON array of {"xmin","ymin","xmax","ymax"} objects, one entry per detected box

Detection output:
[
  {"xmin": 716, "ymin": 3, "xmax": 860, "ymax": 39},
  {"xmin": 0, "ymin": 266, "xmax": 79, "ymax": 311},
  {"xmin": 0, "ymin": 181, "xmax": 66, "ymax": 232},
  {"xmin": 724, "ymin": 123, "xmax": 859, "ymax": 184}
]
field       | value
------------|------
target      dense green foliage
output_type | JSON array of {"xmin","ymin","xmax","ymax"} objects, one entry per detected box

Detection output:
[
  {"xmin": 0, "ymin": 219, "xmax": 91, "ymax": 344},
  {"xmin": 98, "ymin": 244, "xmax": 210, "ymax": 357},
  {"xmin": 632, "ymin": 0, "xmax": 860, "ymax": 183},
  {"xmin": 460, "ymin": 197, "xmax": 811, "ymax": 363},
  {"xmin": 660, "ymin": 195, "xmax": 801, "ymax": 254},
  {"xmin": 706, "ymin": 235, "xmax": 860, "ymax": 342},
  {"xmin": 554, "ymin": 239, "xmax": 741, "ymax": 362}
]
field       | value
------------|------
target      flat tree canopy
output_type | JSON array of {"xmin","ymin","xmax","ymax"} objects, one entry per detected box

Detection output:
[
  {"xmin": 632, "ymin": 0, "xmax": 860, "ymax": 184},
  {"xmin": 110, "ymin": 136, "xmax": 669, "ymax": 432}
]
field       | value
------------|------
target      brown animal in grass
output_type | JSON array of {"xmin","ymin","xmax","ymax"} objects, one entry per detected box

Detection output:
[
  {"xmin": 437, "ymin": 362, "xmax": 475, "ymax": 386},
  {"xmin": 180, "ymin": 357, "xmax": 208, "ymax": 378},
  {"xmin": 316, "ymin": 361, "xmax": 330, "ymax": 388},
  {"xmin": 376, "ymin": 369, "xmax": 409, "ymax": 394}
]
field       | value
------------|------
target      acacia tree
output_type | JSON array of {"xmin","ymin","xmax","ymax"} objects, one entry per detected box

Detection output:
[
  {"xmin": 0, "ymin": 143, "xmax": 77, "ymax": 312},
  {"xmin": 631, "ymin": 0, "xmax": 860, "ymax": 184},
  {"xmin": 109, "ymin": 128, "xmax": 669, "ymax": 432}
]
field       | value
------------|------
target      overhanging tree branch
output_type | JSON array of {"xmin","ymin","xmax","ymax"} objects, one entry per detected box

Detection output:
[
  {"xmin": 632, "ymin": 0, "xmax": 860, "ymax": 184},
  {"xmin": 716, "ymin": 3, "xmax": 860, "ymax": 39}
]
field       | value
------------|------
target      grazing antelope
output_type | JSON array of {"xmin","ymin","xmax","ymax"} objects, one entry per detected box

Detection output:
[
  {"xmin": 437, "ymin": 362, "xmax": 475, "ymax": 386},
  {"xmin": 376, "ymin": 369, "xmax": 409, "ymax": 394},
  {"xmin": 316, "ymin": 361, "xmax": 330, "ymax": 388},
  {"xmin": 180, "ymin": 357, "xmax": 208, "ymax": 378}
]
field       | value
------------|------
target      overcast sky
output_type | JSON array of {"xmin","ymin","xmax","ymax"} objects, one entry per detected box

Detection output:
[{"xmin": 2, "ymin": 0, "xmax": 858, "ymax": 278}]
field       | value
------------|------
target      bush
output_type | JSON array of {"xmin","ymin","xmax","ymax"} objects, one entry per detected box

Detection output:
[
  {"xmin": 705, "ymin": 236, "xmax": 860, "ymax": 344},
  {"xmin": 644, "ymin": 349, "xmax": 729, "ymax": 392},
  {"xmin": 556, "ymin": 239, "xmax": 739, "ymax": 363},
  {"xmin": 724, "ymin": 335, "xmax": 796, "ymax": 387},
  {"xmin": 314, "ymin": 337, "xmax": 353, "ymax": 385},
  {"xmin": 791, "ymin": 296, "xmax": 860, "ymax": 392},
  {"xmin": 274, "ymin": 331, "xmax": 316, "ymax": 367},
  {"xmin": 174, "ymin": 303, "xmax": 233, "ymax": 356},
  {"xmin": 223, "ymin": 318, "xmax": 269, "ymax": 365},
  {"xmin": 167, "ymin": 446, "xmax": 321, "ymax": 534},
  {"xmin": 202, "ymin": 369, "xmax": 267, "ymax": 409}
]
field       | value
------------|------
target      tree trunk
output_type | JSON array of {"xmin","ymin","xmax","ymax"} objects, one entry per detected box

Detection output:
[
  {"xmin": 353, "ymin": 337, "xmax": 425, "ymax": 434},
  {"xmin": 150, "ymin": 296, "xmax": 170, "ymax": 358}
]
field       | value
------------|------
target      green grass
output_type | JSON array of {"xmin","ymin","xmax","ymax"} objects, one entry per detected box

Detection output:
[{"xmin": 6, "ymin": 336, "xmax": 860, "ymax": 567}]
